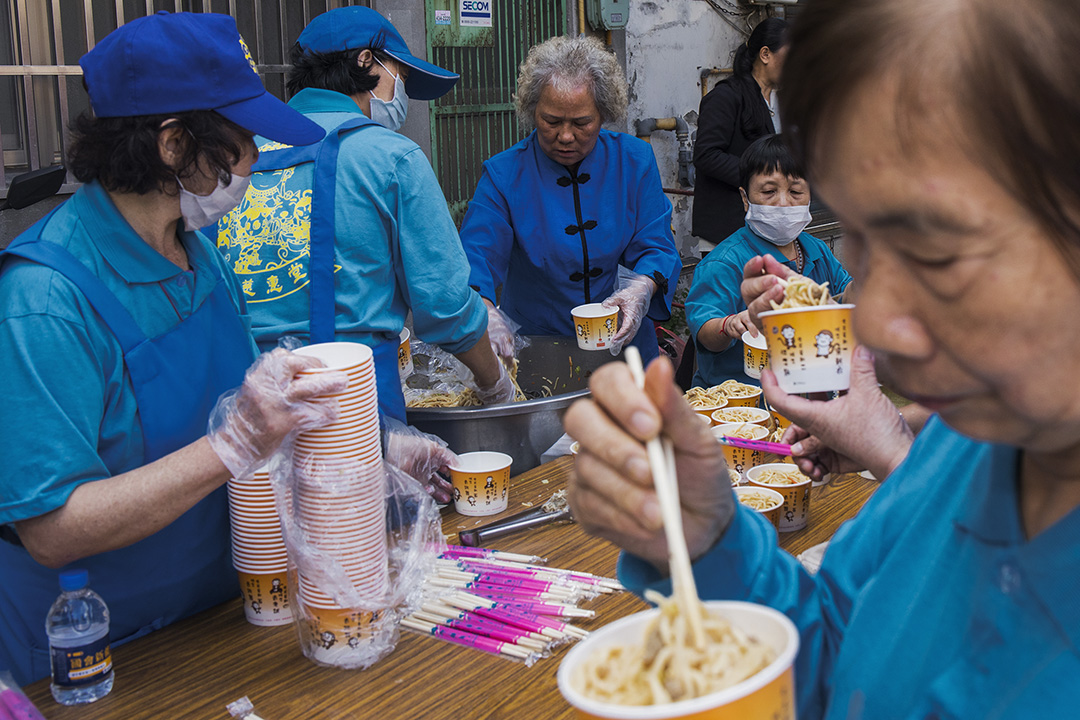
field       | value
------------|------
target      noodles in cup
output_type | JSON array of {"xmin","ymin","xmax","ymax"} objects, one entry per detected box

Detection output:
[
  {"xmin": 576, "ymin": 589, "xmax": 775, "ymax": 705},
  {"xmin": 769, "ymin": 276, "xmax": 832, "ymax": 310},
  {"xmin": 683, "ymin": 386, "xmax": 728, "ymax": 408},
  {"xmin": 737, "ymin": 490, "xmax": 781, "ymax": 511},
  {"xmin": 716, "ymin": 379, "xmax": 758, "ymax": 398},
  {"xmin": 753, "ymin": 467, "xmax": 806, "ymax": 486}
]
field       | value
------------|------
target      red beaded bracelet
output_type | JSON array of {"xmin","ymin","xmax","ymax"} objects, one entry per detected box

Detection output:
[{"xmin": 719, "ymin": 315, "xmax": 731, "ymax": 336}]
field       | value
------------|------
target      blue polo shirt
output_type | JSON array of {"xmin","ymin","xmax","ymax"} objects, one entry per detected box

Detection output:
[
  {"xmin": 0, "ymin": 181, "xmax": 254, "ymax": 524},
  {"xmin": 216, "ymin": 87, "xmax": 488, "ymax": 355},
  {"xmin": 685, "ymin": 225, "xmax": 851, "ymax": 387},
  {"xmin": 619, "ymin": 416, "xmax": 1080, "ymax": 719}
]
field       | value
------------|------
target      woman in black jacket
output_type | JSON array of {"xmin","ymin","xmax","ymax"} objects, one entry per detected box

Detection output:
[{"xmin": 692, "ymin": 18, "xmax": 788, "ymax": 247}]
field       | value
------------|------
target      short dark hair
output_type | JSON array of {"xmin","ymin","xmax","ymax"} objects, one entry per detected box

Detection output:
[
  {"xmin": 286, "ymin": 34, "xmax": 391, "ymax": 97},
  {"xmin": 67, "ymin": 109, "xmax": 251, "ymax": 195},
  {"xmin": 732, "ymin": 17, "xmax": 787, "ymax": 78},
  {"xmin": 739, "ymin": 134, "xmax": 804, "ymax": 191},
  {"xmin": 781, "ymin": 0, "xmax": 1080, "ymax": 269}
]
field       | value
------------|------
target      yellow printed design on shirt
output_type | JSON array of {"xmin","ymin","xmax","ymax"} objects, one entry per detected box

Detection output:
[{"xmin": 216, "ymin": 167, "xmax": 340, "ymax": 304}]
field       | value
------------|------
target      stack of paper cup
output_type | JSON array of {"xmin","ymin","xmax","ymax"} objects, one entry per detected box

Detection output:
[
  {"xmin": 290, "ymin": 342, "xmax": 389, "ymax": 665},
  {"xmin": 228, "ymin": 467, "xmax": 292, "ymax": 626}
]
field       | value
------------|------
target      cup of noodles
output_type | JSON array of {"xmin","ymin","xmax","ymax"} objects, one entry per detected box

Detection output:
[
  {"xmin": 746, "ymin": 463, "xmax": 812, "ymax": 532},
  {"xmin": 712, "ymin": 423, "xmax": 769, "ymax": 475},
  {"xmin": 710, "ymin": 406, "xmax": 771, "ymax": 428},
  {"xmin": 716, "ymin": 380, "xmax": 762, "ymax": 408},
  {"xmin": 571, "ymin": 303, "xmax": 619, "ymax": 351},
  {"xmin": 557, "ymin": 600, "xmax": 798, "ymax": 720},
  {"xmin": 759, "ymin": 303, "xmax": 855, "ymax": 394},
  {"xmin": 741, "ymin": 331, "xmax": 768, "ymax": 380},
  {"xmin": 734, "ymin": 487, "xmax": 784, "ymax": 531}
]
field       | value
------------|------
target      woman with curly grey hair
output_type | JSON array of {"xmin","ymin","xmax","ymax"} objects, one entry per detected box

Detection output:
[{"xmin": 459, "ymin": 35, "xmax": 681, "ymax": 363}]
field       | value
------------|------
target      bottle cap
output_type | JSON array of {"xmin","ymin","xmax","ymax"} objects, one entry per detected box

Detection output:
[{"xmin": 59, "ymin": 568, "xmax": 89, "ymax": 591}]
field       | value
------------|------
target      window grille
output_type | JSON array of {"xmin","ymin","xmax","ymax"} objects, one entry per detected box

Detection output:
[{"xmin": 0, "ymin": 0, "xmax": 370, "ymax": 194}]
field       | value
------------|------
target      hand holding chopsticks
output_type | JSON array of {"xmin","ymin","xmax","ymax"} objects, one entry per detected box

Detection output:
[{"xmin": 563, "ymin": 352, "xmax": 735, "ymax": 579}]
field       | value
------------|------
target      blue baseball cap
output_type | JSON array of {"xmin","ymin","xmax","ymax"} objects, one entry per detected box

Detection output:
[
  {"xmin": 80, "ymin": 12, "xmax": 324, "ymax": 146},
  {"xmin": 297, "ymin": 7, "xmax": 459, "ymax": 101}
]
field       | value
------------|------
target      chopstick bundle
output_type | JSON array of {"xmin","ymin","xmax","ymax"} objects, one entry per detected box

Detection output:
[{"xmin": 404, "ymin": 549, "xmax": 616, "ymax": 662}]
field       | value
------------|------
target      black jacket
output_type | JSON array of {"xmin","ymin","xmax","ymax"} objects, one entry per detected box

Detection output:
[{"xmin": 692, "ymin": 74, "xmax": 775, "ymax": 245}]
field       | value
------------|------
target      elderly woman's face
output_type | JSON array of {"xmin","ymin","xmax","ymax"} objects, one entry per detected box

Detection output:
[
  {"xmin": 817, "ymin": 77, "xmax": 1080, "ymax": 452},
  {"xmin": 534, "ymin": 82, "xmax": 602, "ymax": 167}
]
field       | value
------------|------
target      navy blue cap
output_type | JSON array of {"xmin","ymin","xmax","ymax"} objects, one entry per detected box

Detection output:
[
  {"xmin": 59, "ymin": 569, "xmax": 89, "ymax": 592},
  {"xmin": 80, "ymin": 12, "xmax": 325, "ymax": 146},
  {"xmin": 297, "ymin": 7, "xmax": 459, "ymax": 101}
]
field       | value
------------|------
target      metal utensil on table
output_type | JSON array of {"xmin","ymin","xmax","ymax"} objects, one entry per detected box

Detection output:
[{"xmin": 458, "ymin": 491, "xmax": 573, "ymax": 546}]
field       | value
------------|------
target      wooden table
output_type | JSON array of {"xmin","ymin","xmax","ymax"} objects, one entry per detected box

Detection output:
[{"xmin": 24, "ymin": 458, "xmax": 877, "ymax": 720}]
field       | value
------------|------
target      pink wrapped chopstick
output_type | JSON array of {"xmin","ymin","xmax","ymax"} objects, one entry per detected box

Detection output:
[{"xmin": 717, "ymin": 435, "xmax": 792, "ymax": 455}]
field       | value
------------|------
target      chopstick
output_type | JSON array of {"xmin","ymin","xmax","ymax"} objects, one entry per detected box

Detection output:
[
  {"xmin": 622, "ymin": 347, "xmax": 706, "ymax": 649},
  {"xmin": 715, "ymin": 435, "xmax": 792, "ymax": 456}
]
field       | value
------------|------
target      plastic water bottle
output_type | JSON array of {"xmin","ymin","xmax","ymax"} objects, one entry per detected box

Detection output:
[{"xmin": 46, "ymin": 569, "xmax": 114, "ymax": 705}]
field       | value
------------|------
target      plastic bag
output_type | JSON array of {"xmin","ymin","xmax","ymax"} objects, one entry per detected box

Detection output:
[
  {"xmin": 266, "ymin": 440, "xmax": 444, "ymax": 670},
  {"xmin": 403, "ymin": 338, "xmax": 531, "ymax": 408}
]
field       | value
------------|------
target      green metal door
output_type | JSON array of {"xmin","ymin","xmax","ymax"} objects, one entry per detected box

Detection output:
[{"xmin": 425, "ymin": 0, "xmax": 565, "ymax": 224}]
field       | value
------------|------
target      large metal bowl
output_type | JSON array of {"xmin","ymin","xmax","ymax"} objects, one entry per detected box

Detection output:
[{"xmin": 405, "ymin": 336, "xmax": 619, "ymax": 475}]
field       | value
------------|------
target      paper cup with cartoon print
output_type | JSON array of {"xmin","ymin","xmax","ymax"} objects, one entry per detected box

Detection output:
[
  {"xmin": 719, "ymin": 381, "xmax": 763, "ymax": 408},
  {"xmin": 237, "ymin": 570, "xmax": 293, "ymax": 626},
  {"xmin": 746, "ymin": 463, "xmax": 812, "ymax": 532},
  {"xmin": 398, "ymin": 327, "xmax": 413, "ymax": 380},
  {"xmin": 558, "ymin": 601, "xmax": 799, "ymax": 720},
  {"xmin": 742, "ymin": 330, "xmax": 769, "ymax": 380},
  {"xmin": 713, "ymin": 423, "xmax": 769, "ymax": 476},
  {"xmin": 734, "ymin": 487, "xmax": 785, "ymax": 531},
  {"xmin": 759, "ymin": 304, "xmax": 855, "ymax": 394},
  {"xmin": 449, "ymin": 451, "xmax": 513, "ymax": 516},
  {"xmin": 571, "ymin": 303, "xmax": 619, "ymax": 351}
]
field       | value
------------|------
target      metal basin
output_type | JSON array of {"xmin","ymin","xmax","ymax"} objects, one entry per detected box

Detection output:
[{"xmin": 405, "ymin": 336, "xmax": 619, "ymax": 475}]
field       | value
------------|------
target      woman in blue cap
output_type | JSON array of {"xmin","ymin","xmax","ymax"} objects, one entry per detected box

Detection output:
[
  {"xmin": 216, "ymin": 6, "xmax": 513, "ymax": 428},
  {"xmin": 0, "ymin": 12, "xmax": 346, "ymax": 685}
]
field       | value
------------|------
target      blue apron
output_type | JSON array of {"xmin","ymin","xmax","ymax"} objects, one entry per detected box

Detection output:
[
  {"xmin": 0, "ymin": 226, "xmax": 256, "ymax": 684},
  {"xmin": 251, "ymin": 117, "xmax": 407, "ymax": 423}
]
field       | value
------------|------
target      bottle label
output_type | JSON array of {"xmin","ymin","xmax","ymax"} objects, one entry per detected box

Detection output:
[{"xmin": 50, "ymin": 635, "xmax": 112, "ymax": 687}]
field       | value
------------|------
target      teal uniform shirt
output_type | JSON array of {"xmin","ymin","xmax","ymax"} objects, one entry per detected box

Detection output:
[
  {"xmin": 685, "ymin": 225, "xmax": 851, "ymax": 387},
  {"xmin": 0, "ymin": 181, "xmax": 255, "ymax": 524},
  {"xmin": 619, "ymin": 416, "xmax": 1080, "ymax": 719},
  {"xmin": 216, "ymin": 88, "xmax": 488, "ymax": 355}
]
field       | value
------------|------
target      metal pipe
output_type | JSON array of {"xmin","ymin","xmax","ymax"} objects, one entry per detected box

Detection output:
[
  {"xmin": 701, "ymin": 67, "xmax": 734, "ymax": 98},
  {"xmin": 635, "ymin": 117, "xmax": 693, "ymax": 187},
  {"xmin": 578, "ymin": 0, "xmax": 586, "ymax": 34}
]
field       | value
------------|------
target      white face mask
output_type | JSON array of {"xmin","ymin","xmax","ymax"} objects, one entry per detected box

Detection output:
[
  {"xmin": 745, "ymin": 202, "xmax": 812, "ymax": 245},
  {"xmin": 176, "ymin": 173, "xmax": 251, "ymax": 231},
  {"xmin": 368, "ymin": 58, "xmax": 408, "ymax": 132}
]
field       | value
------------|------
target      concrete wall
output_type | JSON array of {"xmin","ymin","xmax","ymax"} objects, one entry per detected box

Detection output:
[{"xmin": 620, "ymin": 3, "xmax": 764, "ymax": 259}]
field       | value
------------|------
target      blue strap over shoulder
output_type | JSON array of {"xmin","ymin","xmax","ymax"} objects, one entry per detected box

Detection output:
[{"xmin": 252, "ymin": 116, "xmax": 376, "ymax": 344}]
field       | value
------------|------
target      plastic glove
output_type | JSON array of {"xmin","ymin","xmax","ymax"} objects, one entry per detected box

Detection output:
[
  {"xmin": 208, "ymin": 348, "xmax": 348, "ymax": 479},
  {"xmin": 474, "ymin": 358, "xmax": 516, "ymax": 405},
  {"xmin": 383, "ymin": 417, "xmax": 457, "ymax": 504},
  {"xmin": 485, "ymin": 303, "xmax": 516, "ymax": 362},
  {"xmin": 601, "ymin": 272, "xmax": 656, "ymax": 356}
]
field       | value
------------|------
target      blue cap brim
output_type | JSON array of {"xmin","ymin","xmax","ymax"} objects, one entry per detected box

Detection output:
[
  {"xmin": 216, "ymin": 91, "xmax": 326, "ymax": 146},
  {"xmin": 385, "ymin": 50, "xmax": 459, "ymax": 101}
]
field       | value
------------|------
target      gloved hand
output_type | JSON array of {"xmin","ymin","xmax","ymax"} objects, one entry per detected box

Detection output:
[
  {"xmin": 474, "ymin": 358, "xmax": 516, "ymax": 405},
  {"xmin": 208, "ymin": 348, "xmax": 348, "ymax": 479},
  {"xmin": 601, "ymin": 273, "xmax": 657, "ymax": 356},
  {"xmin": 485, "ymin": 302, "xmax": 515, "ymax": 362},
  {"xmin": 383, "ymin": 418, "xmax": 457, "ymax": 504}
]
